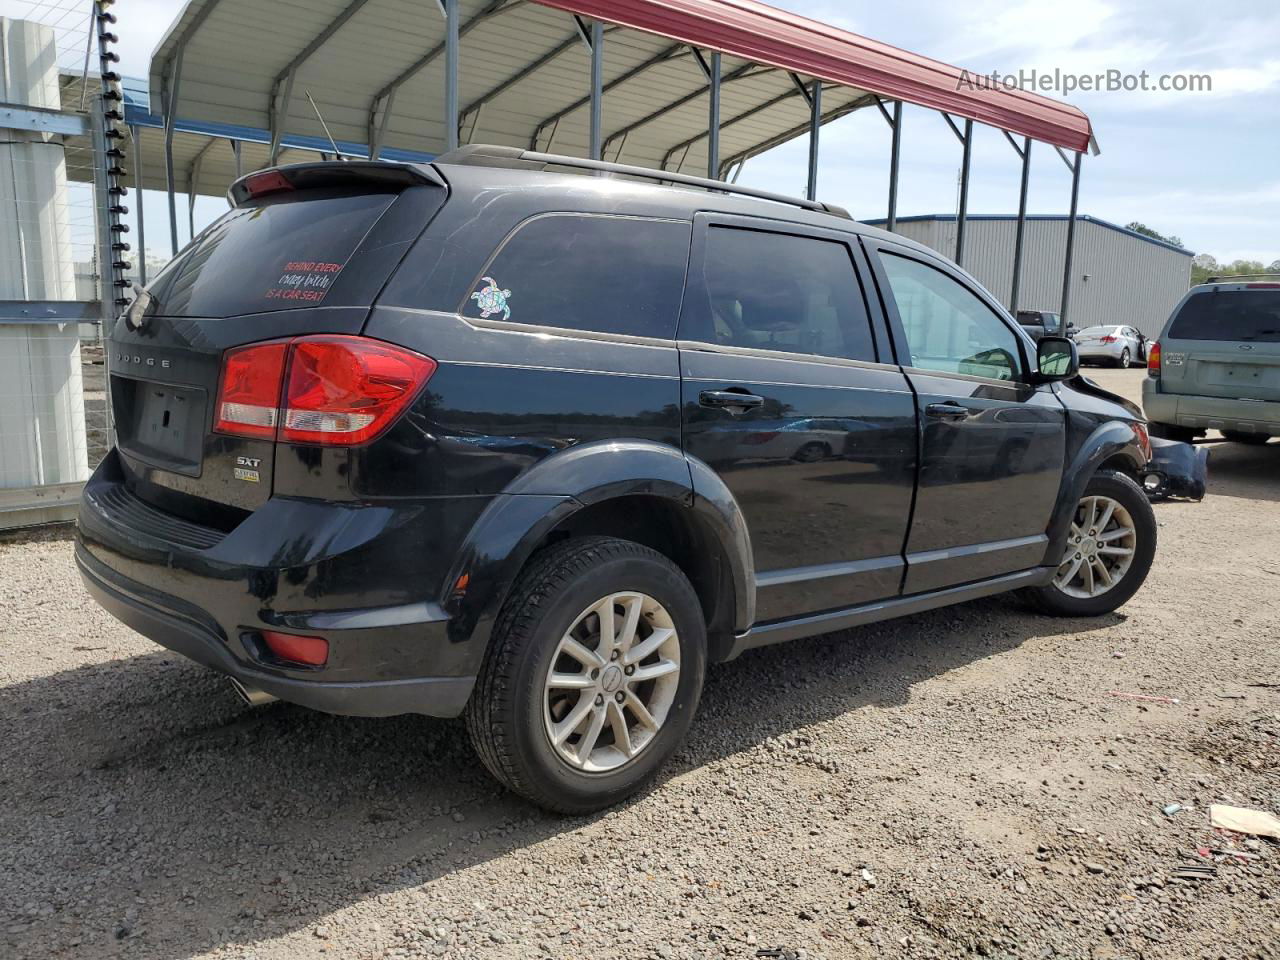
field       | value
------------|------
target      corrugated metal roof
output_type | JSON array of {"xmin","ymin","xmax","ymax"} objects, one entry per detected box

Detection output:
[
  {"xmin": 139, "ymin": 0, "xmax": 1093, "ymax": 198},
  {"xmin": 58, "ymin": 71, "xmax": 434, "ymax": 195},
  {"xmin": 533, "ymin": 0, "xmax": 1093, "ymax": 152}
]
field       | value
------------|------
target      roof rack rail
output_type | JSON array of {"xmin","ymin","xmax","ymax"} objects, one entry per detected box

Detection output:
[
  {"xmin": 1205, "ymin": 273, "xmax": 1280, "ymax": 283},
  {"xmin": 433, "ymin": 144, "xmax": 852, "ymax": 220}
]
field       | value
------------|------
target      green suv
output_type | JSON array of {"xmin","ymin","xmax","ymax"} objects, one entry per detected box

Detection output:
[{"xmin": 1144, "ymin": 277, "xmax": 1280, "ymax": 444}]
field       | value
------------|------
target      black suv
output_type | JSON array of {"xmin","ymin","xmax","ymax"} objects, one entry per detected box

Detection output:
[{"xmin": 78, "ymin": 147, "xmax": 1157, "ymax": 812}]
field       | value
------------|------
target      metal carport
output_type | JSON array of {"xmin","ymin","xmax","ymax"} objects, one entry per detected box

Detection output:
[{"xmin": 119, "ymin": 0, "xmax": 1096, "ymax": 317}]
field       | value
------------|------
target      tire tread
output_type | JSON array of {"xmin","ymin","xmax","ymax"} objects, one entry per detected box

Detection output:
[
  {"xmin": 465, "ymin": 536, "xmax": 691, "ymax": 813},
  {"xmin": 1024, "ymin": 469, "xmax": 1157, "ymax": 617}
]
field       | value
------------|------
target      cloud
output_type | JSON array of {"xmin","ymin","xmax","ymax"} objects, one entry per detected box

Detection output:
[{"xmin": 1209, "ymin": 61, "xmax": 1280, "ymax": 96}]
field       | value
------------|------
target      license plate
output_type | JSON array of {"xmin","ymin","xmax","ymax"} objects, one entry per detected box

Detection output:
[{"xmin": 113, "ymin": 376, "xmax": 207, "ymax": 474}]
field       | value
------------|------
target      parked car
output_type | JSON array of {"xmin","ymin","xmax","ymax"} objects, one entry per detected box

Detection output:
[
  {"xmin": 77, "ymin": 147, "xmax": 1160, "ymax": 813},
  {"xmin": 1016, "ymin": 309, "xmax": 1066, "ymax": 341},
  {"xmin": 1074, "ymin": 324, "xmax": 1147, "ymax": 367},
  {"xmin": 1144, "ymin": 277, "xmax": 1280, "ymax": 444}
]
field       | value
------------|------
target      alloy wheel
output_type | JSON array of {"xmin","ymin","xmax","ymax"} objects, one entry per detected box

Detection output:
[
  {"xmin": 543, "ymin": 592, "xmax": 681, "ymax": 773},
  {"xmin": 1053, "ymin": 495, "xmax": 1137, "ymax": 598}
]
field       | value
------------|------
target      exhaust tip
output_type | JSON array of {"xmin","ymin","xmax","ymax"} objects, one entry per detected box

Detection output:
[{"xmin": 229, "ymin": 678, "xmax": 278, "ymax": 708}]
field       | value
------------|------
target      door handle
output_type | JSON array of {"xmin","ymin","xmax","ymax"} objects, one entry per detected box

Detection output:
[
  {"xmin": 699, "ymin": 389, "xmax": 764, "ymax": 413},
  {"xmin": 925, "ymin": 401, "xmax": 969, "ymax": 421}
]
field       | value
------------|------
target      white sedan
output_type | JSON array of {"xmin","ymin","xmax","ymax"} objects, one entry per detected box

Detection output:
[{"xmin": 1073, "ymin": 324, "xmax": 1147, "ymax": 367}]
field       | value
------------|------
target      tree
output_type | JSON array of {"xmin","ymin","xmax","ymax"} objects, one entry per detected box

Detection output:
[
  {"xmin": 1126, "ymin": 221, "xmax": 1184, "ymax": 248},
  {"xmin": 1190, "ymin": 257, "xmax": 1275, "ymax": 286}
]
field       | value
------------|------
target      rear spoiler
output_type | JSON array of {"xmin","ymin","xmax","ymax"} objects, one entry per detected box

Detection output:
[{"xmin": 227, "ymin": 161, "xmax": 445, "ymax": 207}]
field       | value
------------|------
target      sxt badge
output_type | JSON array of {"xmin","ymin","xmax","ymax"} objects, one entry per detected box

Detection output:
[{"xmin": 234, "ymin": 456, "xmax": 261, "ymax": 483}]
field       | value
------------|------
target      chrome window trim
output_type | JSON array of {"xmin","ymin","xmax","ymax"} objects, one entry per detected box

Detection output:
[
  {"xmin": 461, "ymin": 313, "xmax": 677, "ymax": 350},
  {"xmin": 899, "ymin": 364, "xmax": 1026, "ymax": 390},
  {"xmin": 675, "ymin": 337, "xmax": 901, "ymax": 374}
]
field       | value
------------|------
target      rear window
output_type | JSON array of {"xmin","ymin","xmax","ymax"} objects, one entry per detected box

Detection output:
[
  {"xmin": 138, "ymin": 189, "xmax": 398, "ymax": 318},
  {"xmin": 1168, "ymin": 291, "xmax": 1280, "ymax": 342},
  {"xmin": 460, "ymin": 214, "xmax": 691, "ymax": 340}
]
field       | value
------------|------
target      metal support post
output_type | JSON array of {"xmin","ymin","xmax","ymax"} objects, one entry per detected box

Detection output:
[
  {"xmin": 887, "ymin": 100, "xmax": 902, "ymax": 231},
  {"xmin": 707, "ymin": 51, "xmax": 720, "ymax": 180},
  {"xmin": 806, "ymin": 79, "xmax": 821, "ymax": 201},
  {"xmin": 1008, "ymin": 135, "xmax": 1031, "ymax": 314},
  {"xmin": 1060, "ymin": 150, "xmax": 1082, "ymax": 324},
  {"xmin": 131, "ymin": 126, "xmax": 146, "ymax": 285},
  {"xmin": 956, "ymin": 118, "xmax": 972, "ymax": 266},
  {"xmin": 589, "ymin": 20, "xmax": 603, "ymax": 160},
  {"xmin": 445, "ymin": 0, "xmax": 460, "ymax": 151}
]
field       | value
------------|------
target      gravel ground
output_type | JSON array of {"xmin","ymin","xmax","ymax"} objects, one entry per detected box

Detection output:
[{"xmin": 2, "ymin": 368, "xmax": 1278, "ymax": 960}]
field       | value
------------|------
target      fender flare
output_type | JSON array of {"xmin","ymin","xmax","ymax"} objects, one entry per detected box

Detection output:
[
  {"xmin": 441, "ymin": 440, "xmax": 754, "ymax": 672},
  {"xmin": 1046, "ymin": 418, "xmax": 1147, "ymax": 559}
]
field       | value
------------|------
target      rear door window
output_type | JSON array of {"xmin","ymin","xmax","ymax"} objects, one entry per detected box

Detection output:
[
  {"xmin": 460, "ymin": 214, "xmax": 691, "ymax": 339},
  {"xmin": 1168, "ymin": 291, "xmax": 1280, "ymax": 342},
  {"xmin": 140, "ymin": 189, "xmax": 402, "ymax": 318},
  {"xmin": 680, "ymin": 225, "xmax": 877, "ymax": 362}
]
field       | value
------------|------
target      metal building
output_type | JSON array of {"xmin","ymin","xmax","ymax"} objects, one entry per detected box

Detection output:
[{"xmin": 869, "ymin": 214, "xmax": 1192, "ymax": 338}]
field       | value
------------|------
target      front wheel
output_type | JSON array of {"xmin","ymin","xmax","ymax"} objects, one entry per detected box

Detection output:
[
  {"xmin": 465, "ymin": 536, "xmax": 706, "ymax": 814},
  {"xmin": 1023, "ymin": 470, "xmax": 1156, "ymax": 617}
]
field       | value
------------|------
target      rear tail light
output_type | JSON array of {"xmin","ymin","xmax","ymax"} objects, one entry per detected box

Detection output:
[
  {"xmin": 1099, "ymin": 335, "xmax": 1117, "ymax": 343},
  {"xmin": 214, "ymin": 341, "xmax": 289, "ymax": 438},
  {"xmin": 1131, "ymin": 421, "xmax": 1152, "ymax": 461},
  {"xmin": 281, "ymin": 336, "xmax": 436, "ymax": 445},
  {"xmin": 1147, "ymin": 341, "xmax": 1161, "ymax": 377},
  {"xmin": 261, "ymin": 630, "xmax": 328, "ymax": 666},
  {"xmin": 214, "ymin": 335, "xmax": 435, "ymax": 445}
]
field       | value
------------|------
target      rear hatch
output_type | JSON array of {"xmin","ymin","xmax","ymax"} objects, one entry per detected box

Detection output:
[
  {"xmin": 1074, "ymin": 325, "xmax": 1116, "ymax": 345},
  {"xmin": 108, "ymin": 162, "xmax": 445, "ymax": 523},
  {"xmin": 1159, "ymin": 288, "xmax": 1280, "ymax": 400}
]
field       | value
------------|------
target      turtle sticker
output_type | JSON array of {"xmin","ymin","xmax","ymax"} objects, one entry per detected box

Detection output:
[{"xmin": 470, "ymin": 276, "xmax": 512, "ymax": 320}]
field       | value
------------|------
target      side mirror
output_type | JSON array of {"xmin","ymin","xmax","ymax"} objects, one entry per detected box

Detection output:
[{"xmin": 1036, "ymin": 336, "xmax": 1079, "ymax": 381}]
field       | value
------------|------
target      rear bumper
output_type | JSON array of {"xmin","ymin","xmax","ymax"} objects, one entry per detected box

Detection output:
[
  {"xmin": 75, "ymin": 450, "xmax": 484, "ymax": 717},
  {"xmin": 77, "ymin": 546, "xmax": 473, "ymax": 716},
  {"xmin": 1142, "ymin": 379, "xmax": 1279, "ymax": 435},
  {"xmin": 1076, "ymin": 342, "xmax": 1124, "ymax": 362}
]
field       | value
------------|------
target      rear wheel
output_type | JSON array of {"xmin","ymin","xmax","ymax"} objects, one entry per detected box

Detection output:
[
  {"xmin": 1148, "ymin": 422, "xmax": 1196, "ymax": 443},
  {"xmin": 793, "ymin": 441, "xmax": 830, "ymax": 463},
  {"xmin": 1119, "ymin": 348, "xmax": 1131, "ymax": 368},
  {"xmin": 1024, "ymin": 470, "xmax": 1156, "ymax": 617},
  {"xmin": 1221, "ymin": 430, "xmax": 1270, "ymax": 445},
  {"xmin": 465, "ymin": 536, "xmax": 706, "ymax": 814}
]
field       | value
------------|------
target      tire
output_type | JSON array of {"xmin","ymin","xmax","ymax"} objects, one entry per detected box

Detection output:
[
  {"xmin": 793, "ymin": 441, "xmax": 830, "ymax": 463},
  {"xmin": 1221, "ymin": 430, "xmax": 1270, "ymax": 445},
  {"xmin": 1148, "ymin": 422, "xmax": 1196, "ymax": 443},
  {"xmin": 1119, "ymin": 348, "xmax": 1131, "ymax": 368},
  {"xmin": 1023, "ymin": 470, "xmax": 1156, "ymax": 617},
  {"xmin": 465, "ymin": 536, "xmax": 707, "ymax": 814}
]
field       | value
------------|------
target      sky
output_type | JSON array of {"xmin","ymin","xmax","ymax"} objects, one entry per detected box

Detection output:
[{"xmin": 3, "ymin": 0, "xmax": 1276, "ymax": 265}]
